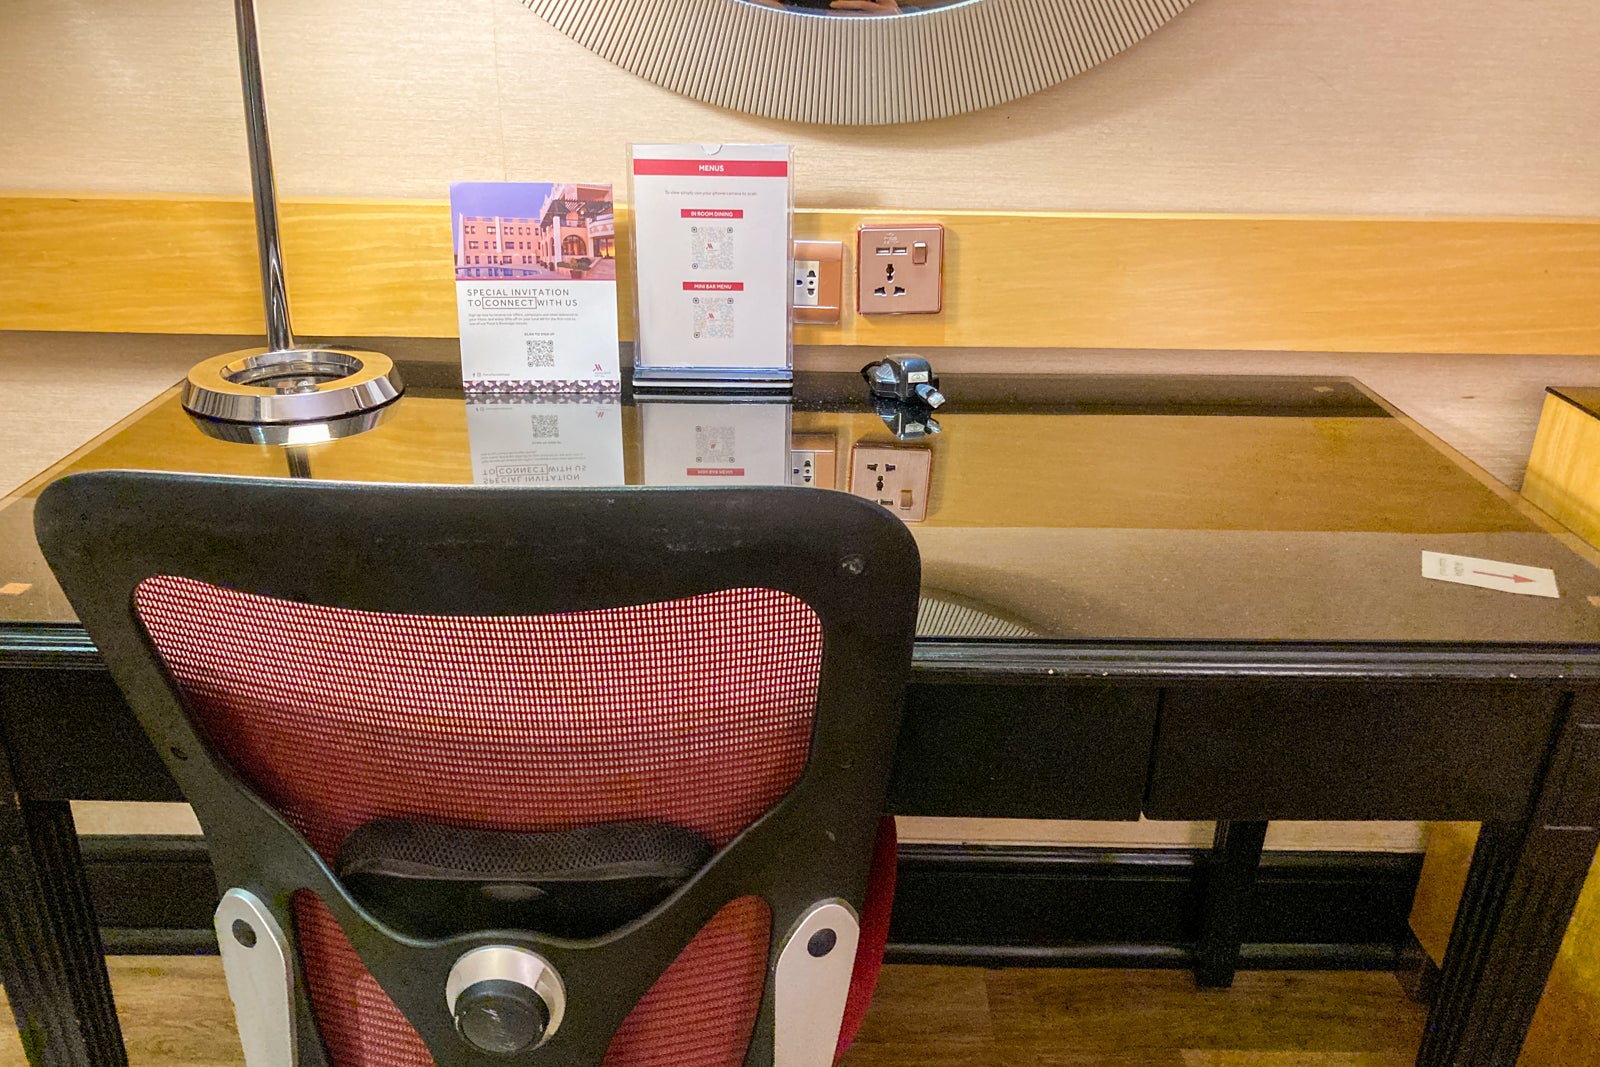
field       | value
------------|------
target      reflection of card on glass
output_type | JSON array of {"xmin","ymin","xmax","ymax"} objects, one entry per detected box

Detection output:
[
  {"xmin": 629, "ymin": 143, "xmax": 791, "ymax": 384},
  {"xmin": 465, "ymin": 397, "xmax": 624, "ymax": 487},
  {"xmin": 449, "ymin": 181, "xmax": 620, "ymax": 394},
  {"xmin": 639, "ymin": 401, "xmax": 792, "ymax": 485},
  {"xmin": 694, "ymin": 423, "xmax": 736, "ymax": 465}
]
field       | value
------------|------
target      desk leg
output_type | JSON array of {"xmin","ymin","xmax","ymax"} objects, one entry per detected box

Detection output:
[
  {"xmin": 1195, "ymin": 819, "xmax": 1268, "ymax": 989},
  {"xmin": 1416, "ymin": 703, "xmax": 1600, "ymax": 1067},
  {"xmin": 0, "ymin": 748, "xmax": 127, "ymax": 1067}
]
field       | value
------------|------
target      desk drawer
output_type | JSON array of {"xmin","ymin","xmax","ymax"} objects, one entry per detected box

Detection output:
[
  {"xmin": 1145, "ymin": 682, "xmax": 1562, "ymax": 821},
  {"xmin": 887, "ymin": 682, "xmax": 1158, "ymax": 820}
]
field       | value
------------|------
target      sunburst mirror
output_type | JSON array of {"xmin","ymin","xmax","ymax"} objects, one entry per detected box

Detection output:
[{"xmin": 525, "ymin": 0, "xmax": 1199, "ymax": 125}]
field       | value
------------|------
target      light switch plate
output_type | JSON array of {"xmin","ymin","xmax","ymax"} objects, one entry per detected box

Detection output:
[
  {"xmin": 848, "ymin": 444, "xmax": 933, "ymax": 522},
  {"xmin": 856, "ymin": 225, "xmax": 943, "ymax": 315}
]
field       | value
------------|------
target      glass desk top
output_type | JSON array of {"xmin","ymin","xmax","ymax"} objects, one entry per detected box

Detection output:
[{"xmin": 5, "ymin": 358, "xmax": 1600, "ymax": 646}]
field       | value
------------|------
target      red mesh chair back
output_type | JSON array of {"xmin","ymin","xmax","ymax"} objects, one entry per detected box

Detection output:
[
  {"xmin": 36, "ymin": 472, "xmax": 919, "ymax": 1067},
  {"xmin": 136, "ymin": 579, "xmax": 819, "ymax": 1067}
]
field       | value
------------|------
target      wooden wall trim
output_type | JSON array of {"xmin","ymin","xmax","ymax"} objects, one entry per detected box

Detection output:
[{"xmin": 4, "ymin": 193, "xmax": 1600, "ymax": 355}]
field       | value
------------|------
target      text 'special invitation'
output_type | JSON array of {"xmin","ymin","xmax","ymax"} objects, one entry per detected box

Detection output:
[{"xmin": 450, "ymin": 181, "xmax": 620, "ymax": 394}]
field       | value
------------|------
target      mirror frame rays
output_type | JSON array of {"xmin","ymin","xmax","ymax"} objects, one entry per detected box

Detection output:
[{"xmin": 525, "ymin": 0, "xmax": 1198, "ymax": 125}]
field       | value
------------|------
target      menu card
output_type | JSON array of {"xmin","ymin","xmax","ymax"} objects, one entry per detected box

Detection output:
[
  {"xmin": 450, "ymin": 181, "xmax": 620, "ymax": 394},
  {"xmin": 628, "ymin": 144, "xmax": 792, "ymax": 385}
]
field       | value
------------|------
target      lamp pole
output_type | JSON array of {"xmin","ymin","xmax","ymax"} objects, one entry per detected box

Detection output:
[
  {"xmin": 179, "ymin": 0, "xmax": 403, "ymax": 429},
  {"xmin": 233, "ymin": 0, "xmax": 294, "ymax": 353}
]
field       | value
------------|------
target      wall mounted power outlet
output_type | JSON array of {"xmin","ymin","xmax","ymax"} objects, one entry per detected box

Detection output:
[
  {"xmin": 848, "ymin": 444, "xmax": 933, "ymax": 522},
  {"xmin": 857, "ymin": 225, "xmax": 943, "ymax": 315},
  {"xmin": 794, "ymin": 260, "xmax": 821, "ymax": 306},
  {"xmin": 793, "ymin": 240, "xmax": 844, "ymax": 324}
]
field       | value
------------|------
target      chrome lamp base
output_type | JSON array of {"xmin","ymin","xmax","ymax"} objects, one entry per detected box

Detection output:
[{"xmin": 182, "ymin": 347, "xmax": 404, "ymax": 426}]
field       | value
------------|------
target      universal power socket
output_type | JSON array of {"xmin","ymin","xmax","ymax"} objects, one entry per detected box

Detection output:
[{"xmin": 856, "ymin": 225, "xmax": 943, "ymax": 315}]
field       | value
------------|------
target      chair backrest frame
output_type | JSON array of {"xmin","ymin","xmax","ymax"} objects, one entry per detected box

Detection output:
[{"xmin": 36, "ymin": 470, "xmax": 920, "ymax": 1067}]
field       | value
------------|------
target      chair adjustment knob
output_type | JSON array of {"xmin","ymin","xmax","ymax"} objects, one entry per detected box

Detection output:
[
  {"xmin": 453, "ymin": 979, "xmax": 550, "ymax": 1055},
  {"xmin": 446, "ymin": 946, "xmax": 565, "ymax": 1055}
]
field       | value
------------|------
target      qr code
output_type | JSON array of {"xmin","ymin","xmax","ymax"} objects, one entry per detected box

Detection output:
[
  {"xmin": 689, "ymin": 226, "xmax": 735, "ymax": 271},
  {"xmin": 528, "ymin": 414, "xmax": 559, "ymax": 440},
  {"xmin": 692, "ymin": 297, "xmax": 735, "ymax": 340},
  {"xmin": 695, "ymin": 424, "xmax": 735, "ymax": 464},
  {"xmin": 525, "ymin": 338, "xmax": 555, "ymax": 368}
]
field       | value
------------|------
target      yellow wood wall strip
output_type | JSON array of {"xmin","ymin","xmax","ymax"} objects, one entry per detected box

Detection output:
[{"xmin": 4, "ymin": 194, "xmax": 1600, "ymax": 354}]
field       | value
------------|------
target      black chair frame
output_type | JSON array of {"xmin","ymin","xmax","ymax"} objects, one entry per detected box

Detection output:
[{"xmin": 35, "ymin": 471, "xmax": 920, "ymax": 1067}]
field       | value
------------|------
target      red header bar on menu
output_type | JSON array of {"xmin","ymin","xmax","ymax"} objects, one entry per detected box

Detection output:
[
  {"xmin": 683, "ymin": 282, "xmax": 745, "ymax": 292},
  {"xmin": 633, "ymin": 159, "xmax": 789, "ymax": 177},
  {"xmin": 681, "ymin": 209, "xmax": 745, "ymax": 219}
]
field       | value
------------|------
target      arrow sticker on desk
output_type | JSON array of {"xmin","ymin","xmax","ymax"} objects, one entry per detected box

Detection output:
[
  {"xmin": 1473, "ymin": 569, "xmax": 1533, "ymax": 584},
  {"xmin": 1421, "ymin": 551, "xmax": 1560, "ymax": 598}
]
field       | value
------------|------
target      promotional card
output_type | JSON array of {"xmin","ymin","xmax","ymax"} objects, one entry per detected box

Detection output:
[
  {"xmin": 451, "ymin": 181, "xmax": 620, "ymax": 394},
  {"xmin": 628, "ymin": 144, "xmax": 792, "ymax": 384}
]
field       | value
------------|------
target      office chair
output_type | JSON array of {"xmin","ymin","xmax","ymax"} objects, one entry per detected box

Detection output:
[{"xmin": 35, "ymin": 471, "xmax": 920, "ymax": 1067}]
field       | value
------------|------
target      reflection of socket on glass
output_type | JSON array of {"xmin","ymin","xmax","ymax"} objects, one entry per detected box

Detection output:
[
  {"xmin": 791, "ymin": 432, "xmax": 839, "ymax": 488},
  {"xmin": 857, "ymin": 225, "xmax": 943, "ymax": 315},
  {"xmin": 848, "ymin": 444, "xmax": 933, "ymax": 522}
]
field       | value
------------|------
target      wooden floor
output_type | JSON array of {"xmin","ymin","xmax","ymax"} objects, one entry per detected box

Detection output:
[{"xmin": 0, "ymin": 960, "xmax": 1426, "ymax": 1067}]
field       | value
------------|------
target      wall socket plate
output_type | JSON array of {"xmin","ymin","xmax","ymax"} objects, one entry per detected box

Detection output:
[
  {"xmin": 857, "ymin": 224, "xmax": 944, "ymax": 315},
  {"xmin": 848, "ymin": 444, "xmax": 933, "ymax": 522},
  {"xmin": 793, "ymin": 240, "xmax": 844, "ymax": 324}
]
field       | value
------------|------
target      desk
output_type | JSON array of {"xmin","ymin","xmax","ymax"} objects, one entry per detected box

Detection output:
[{"xmin": 4, "ymin": 359, "xmax": 1600, "ymax": 1067}]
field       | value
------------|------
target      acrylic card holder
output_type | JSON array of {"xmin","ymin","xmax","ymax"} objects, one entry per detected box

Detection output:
[{"xmin": 628, "ymin": 144, "xmax": 793, "ymax": 388}]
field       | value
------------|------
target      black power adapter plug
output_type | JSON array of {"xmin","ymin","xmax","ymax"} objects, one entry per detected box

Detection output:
[{"xmin": 861, "ymin": 356, "xmax": 946, "ymax": 409}]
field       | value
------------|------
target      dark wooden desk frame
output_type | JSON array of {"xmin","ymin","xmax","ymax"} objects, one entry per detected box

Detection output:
[{"xmin": 4, "ymin": 627, "xmax": 1598, "ymax": 1067}]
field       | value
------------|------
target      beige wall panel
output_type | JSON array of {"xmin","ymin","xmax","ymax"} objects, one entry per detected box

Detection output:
[
  {"xmin": 3, "ymin": 1, "xmax": 1600, "ymax": 216},
  {"xmin": 0, "ymin": 0, "xmax": 503, "ymax": 196}
]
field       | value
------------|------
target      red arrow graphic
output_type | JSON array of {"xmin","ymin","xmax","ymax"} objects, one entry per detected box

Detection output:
[{"xmin": 1473, "ymin": 570, "xmax": 1534, "ymax": 584}]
